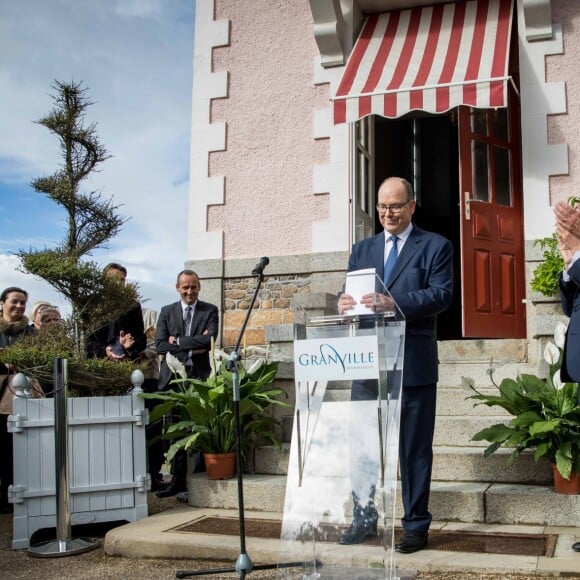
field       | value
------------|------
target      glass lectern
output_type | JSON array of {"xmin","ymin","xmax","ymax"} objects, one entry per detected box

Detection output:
[{"xmin": 276, "ymin": 273, "xmax": 410, "ymax": 579}]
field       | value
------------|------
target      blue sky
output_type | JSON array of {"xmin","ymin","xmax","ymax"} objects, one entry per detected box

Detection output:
[{"xmin": 0, "ymin": 0, "xmax": 196, "ymax": 315}]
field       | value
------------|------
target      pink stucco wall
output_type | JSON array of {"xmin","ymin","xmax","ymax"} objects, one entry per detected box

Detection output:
[
  {"xmin": 547, "ymin": 0, "xmax": 580, "ymax": 204},
  {"xmin": 208, "ymin": 0, "xmax": 331, "ymax": 259}
]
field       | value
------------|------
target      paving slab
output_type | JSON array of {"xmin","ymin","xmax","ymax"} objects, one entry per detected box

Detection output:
[{"xmin": 104, "ymin": 506, "xmax": 580, "ymax": 577}]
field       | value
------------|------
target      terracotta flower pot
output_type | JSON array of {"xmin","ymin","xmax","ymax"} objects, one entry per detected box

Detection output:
[
  {"xmin": 203, "ymin": 452, "xmax": 237, "ymax": 480},
  {"xmin": 552, "ymin": 464, "xmax": 580, "ymax": 494}
]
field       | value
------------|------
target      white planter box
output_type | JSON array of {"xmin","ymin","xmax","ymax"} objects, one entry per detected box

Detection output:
[{"xmin": 8, "ymin": 393, "xmax": 149, "ymax": 549}]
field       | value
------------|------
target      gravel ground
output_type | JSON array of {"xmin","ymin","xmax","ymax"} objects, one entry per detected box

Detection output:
[{"xmin": 0, "ymin": 495, "xmax": 568, "ymax": 579}]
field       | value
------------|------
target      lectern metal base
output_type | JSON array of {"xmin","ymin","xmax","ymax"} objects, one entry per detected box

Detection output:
[
  {"xmin": 296, "ymin": 567, "xmax": 416, "ymax": 579},
  {"xmin": 28, "ymin": 537, "xmax": 100, "ymax": 558}
]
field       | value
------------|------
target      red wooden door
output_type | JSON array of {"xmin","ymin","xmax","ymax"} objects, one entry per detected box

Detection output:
[{"xmin": 458, "ymin": 95, "xmax": 526, "ymax": 338}]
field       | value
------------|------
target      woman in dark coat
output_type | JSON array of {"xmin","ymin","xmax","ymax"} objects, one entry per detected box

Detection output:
[{"xmin": 0, "ymin": 287, "xmax": 35, "ymax": 513}]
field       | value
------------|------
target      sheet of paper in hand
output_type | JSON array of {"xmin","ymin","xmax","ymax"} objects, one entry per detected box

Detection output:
[{"xmin": 344, "ymin": 268, "xmax": 377, "ymax": 315}]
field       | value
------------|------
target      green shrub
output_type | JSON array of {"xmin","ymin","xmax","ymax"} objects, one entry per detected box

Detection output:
[
  {"xmin": 0, "ymin": 324, "xmax": 144, "ymax": 396},
  {"xmin": 530, "ymin": 233, "xmax": 563, "ymax": 297}
]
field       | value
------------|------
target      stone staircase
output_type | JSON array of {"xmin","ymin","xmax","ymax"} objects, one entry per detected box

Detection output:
[{"xmin": 188, "ymin": 328, "xmax": 580, "ymax": 528}]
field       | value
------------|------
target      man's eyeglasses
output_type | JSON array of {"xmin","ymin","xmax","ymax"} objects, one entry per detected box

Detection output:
[{"xmin": 376, "ymin": 201, "xmax": 411, "ymax": 213}]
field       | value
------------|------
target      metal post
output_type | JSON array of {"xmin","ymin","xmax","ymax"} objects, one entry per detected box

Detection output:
[
  {"xmin": 54, "ymin": 357, "xmax": 71, "ymax": 546},
  {"xmin": 29, "ymin": 358, "xmax": 99, "ymax": 557}
]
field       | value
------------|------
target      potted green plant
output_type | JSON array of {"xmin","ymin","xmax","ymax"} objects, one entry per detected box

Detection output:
[
  {"xmin": 465, "ymin": 322, "xmax": 580, "ymax": 493},
  {"xmin": 143, "ymin": 349, "xmax": 289, "ymax": 480}
]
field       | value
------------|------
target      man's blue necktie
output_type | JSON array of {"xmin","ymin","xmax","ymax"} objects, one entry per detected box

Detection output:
[{"xmin": 383, "ymin": 235, "xmax": 399, "ymax": 285}]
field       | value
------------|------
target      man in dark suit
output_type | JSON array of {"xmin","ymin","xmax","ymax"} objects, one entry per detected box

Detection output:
[
  {"xmin": 154, "ymin": 269, "xmax": 220, "ymax": 497},
  {"xmin": 337, "ymin": 177, "xmax": 453, "ymax": 553},
  {"xmin": 85, "ymin": 263, "xmax": 167, "ymax": 487},
  {"xmin": 156, "ymin": 269, "xmax": 219, "ymax": 387},
  {"xmin": 554, "ymin": 200, "xmax": 580, "ymax": 554},
  {"xmin": 86, "ymin": 263, "xmax": 147, "ymax": 361}
]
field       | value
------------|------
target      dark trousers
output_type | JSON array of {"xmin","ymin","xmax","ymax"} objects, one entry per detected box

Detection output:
[
  {"xmin": 161, "ymin": 367, "xmax": 205, "ymax": 482},
  {"xmin": 143, "ymin": 378, "xmax": 165, "ymax": 478},
  {"xmin": 399, "ymin": 383, "xmax": 437, "ymax": 533},
  {"xmin": 349, "ymin": 378, "xmax": 436, "ymax": 533},
  {"xmin": 0, "ymin": 414, "xmax": 13, "ymax": 506}
]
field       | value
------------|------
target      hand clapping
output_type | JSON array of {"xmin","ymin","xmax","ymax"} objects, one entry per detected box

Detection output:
[{"xmin": 554, "ymin": 201, "xmax": 580, "ymax": 269}]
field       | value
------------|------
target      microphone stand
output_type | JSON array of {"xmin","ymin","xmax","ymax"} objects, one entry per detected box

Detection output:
[{"xmin": 176, "ymin": 260, "xmax": 305, "ymax": 579}]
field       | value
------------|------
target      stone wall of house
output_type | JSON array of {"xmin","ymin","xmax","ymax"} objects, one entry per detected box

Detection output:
[{"xmin": 222, "ymin": 274, "xmax": 312, "ymax": 347}]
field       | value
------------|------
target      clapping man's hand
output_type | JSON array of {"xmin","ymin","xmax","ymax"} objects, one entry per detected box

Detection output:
[{"xmin": 555, "ymin": 201, "xmax": 580, "ymax": 269}]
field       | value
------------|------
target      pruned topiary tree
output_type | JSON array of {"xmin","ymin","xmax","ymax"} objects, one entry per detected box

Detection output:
[{"xmin": 1, "ymin": 80, "xmax": 143, "ymax": 393}]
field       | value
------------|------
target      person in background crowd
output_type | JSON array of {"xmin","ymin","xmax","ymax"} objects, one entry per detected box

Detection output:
[
  {"xmin": 38, "ymin": 306, "xmax": 61, "ymax": 330},
  {"xmin": 86, "ymin": 263, "xmax": 162, "ymax": 487},
  {"xmin": 154, "ymin": 270, "xmax": 219, "ymax": 498},
  {"xmin": 28, "ymin": 300, "xmax": 51, "ymax": 331},
  {"xmin": 0, "ymin": 287, "xmax": 37, "ymax": 514},
  {"xmin": 554, "ymin": 200, "xmax": 580, "ymax": 554},
  {"xmin": 141, "ymin": 307, "xmax": 160, "ymax": 379},
  {"xmin": 34, "ymin": 305, "xmax": 63, "ymax": 397},
  {"xmin": 87, "ymin": 263, "xmax": 146, "ymax": 361},
  {"xmin": 139, "ymin": 307, "xmax": 166, "ymax": 492},
  {"xmin": 142, "ymin": 308, "xmax": 159, "ymax": 341}
]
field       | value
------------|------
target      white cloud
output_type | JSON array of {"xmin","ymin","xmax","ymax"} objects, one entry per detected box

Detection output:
[
  {"xmin": 0, "ymin": 254, "xmax": 70, "ymax": 316},
  {"xmin": 0, "ymin": 0, "xmax": 195, "ymax": 316},
  {"xmin": 114, "ymin": 0, "xmax": 164, "ymax": 19}
]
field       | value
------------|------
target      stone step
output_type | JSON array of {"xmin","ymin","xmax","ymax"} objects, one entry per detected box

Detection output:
[
  {"xmin": 250, "ymin": 444, "xmax": 552, "ymax": 485},
  {"xmin": 267, "ymin": 330, "xmax": 528, "ymax": 363},
  {"xmin": 437, "ymin": 386, "xmax": 510, "ymax": 416},
  {"xmin": 321, "ymin": 385, "xmax": 511, "ymax": 417},
  {"xmin": 278, "ymin": 400, "xmax": 509, "ymax": 448},
  {"xmin": 186, "ymin": 474, "xmax": 579, "ymax": 527},
  {"xmin": 437, "ymin": 339, "xmax": 528, "ymax": 363},
  {"xmin": 431, "ymin": 447, "xmax": 551, "ymax": 484},
  {"xmin": 280, "ymin": 383, "xmax": 512, "ymax": 414},
  {"xmin": 273, "ymin": 360, "xmax": 538, "ymax": 403},
  {"xmin": 438, "ymin": 361, "xmax": 539, "ymax": 388},
  {"xmin": 268, "ymin": 335, "xmax": 533, "ymax": 374},
  {"xmin": 434, "ymin": 415, "xmax": 509, "ymax": 447},
  {"xmin": 278, "ymin": 409, "xmax": 511, "ymax": 448}
]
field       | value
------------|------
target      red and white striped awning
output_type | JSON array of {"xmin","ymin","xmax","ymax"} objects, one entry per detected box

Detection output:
[{"xmin": 333, "ymin": 0, "xmax": 514, "ymax": 124}]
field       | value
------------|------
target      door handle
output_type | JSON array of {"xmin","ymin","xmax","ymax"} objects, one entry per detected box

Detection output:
[{"xmin": 464, "ymin": 192, "xmax": 472, "ymax": 220}]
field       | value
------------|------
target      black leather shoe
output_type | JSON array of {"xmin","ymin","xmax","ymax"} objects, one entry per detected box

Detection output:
[
  {"xmin": 0, "ymin": 503, "xmax": 13, "ymax": 515},
  {"xmin": 338, "ymin": 520, "xmax": 378, "ymax": 545},
  {"xmin": 395, "ymin": 531, "xmax": 428, "ymax": 553},
  {"xmin": 150, "ymin": 474, "xmax": 167, "ymax": 492},
  {"xmin": 573, "ymin": 542, "xmax": 580, "ymax": 552},
  {"xmin": 156, "ymin": 477, "xmax": 186, "ymax": 498}
]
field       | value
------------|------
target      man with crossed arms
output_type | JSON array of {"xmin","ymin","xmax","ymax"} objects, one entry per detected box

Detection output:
[{"xmin": 155, "ymin": 269, "xmax": 219, "ymax": 497}]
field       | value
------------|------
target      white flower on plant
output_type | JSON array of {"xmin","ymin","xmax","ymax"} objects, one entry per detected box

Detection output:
[
  {"xmin": 245, "ymin": 358, "xmax": 265, "ymax": 374},
  {"xmin": 485, "ymin": 358, "xmax": 507, "ymax": 377},
  {"xmin": 554, "ymin": 321, "xmax": 567, "ymax": 349},
  {"xmin": 544, "ymin": 341, "xmax": 560, "ymax": 365},
  {"xmin": 552, "ymin": 369, "xmax": 564, "ymax": 391},
  {"xmin": 209, "ymin": 348, "xmax": 229, "ymax": 376},
  {"xmin": 166, "ymin": 352, "xmax": 187, "ymax": 380}
]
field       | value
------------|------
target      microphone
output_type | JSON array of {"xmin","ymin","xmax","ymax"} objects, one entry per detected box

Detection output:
[{"xmin": 251, "ymin": 256, "xmax": 270, "ymax": 276}]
